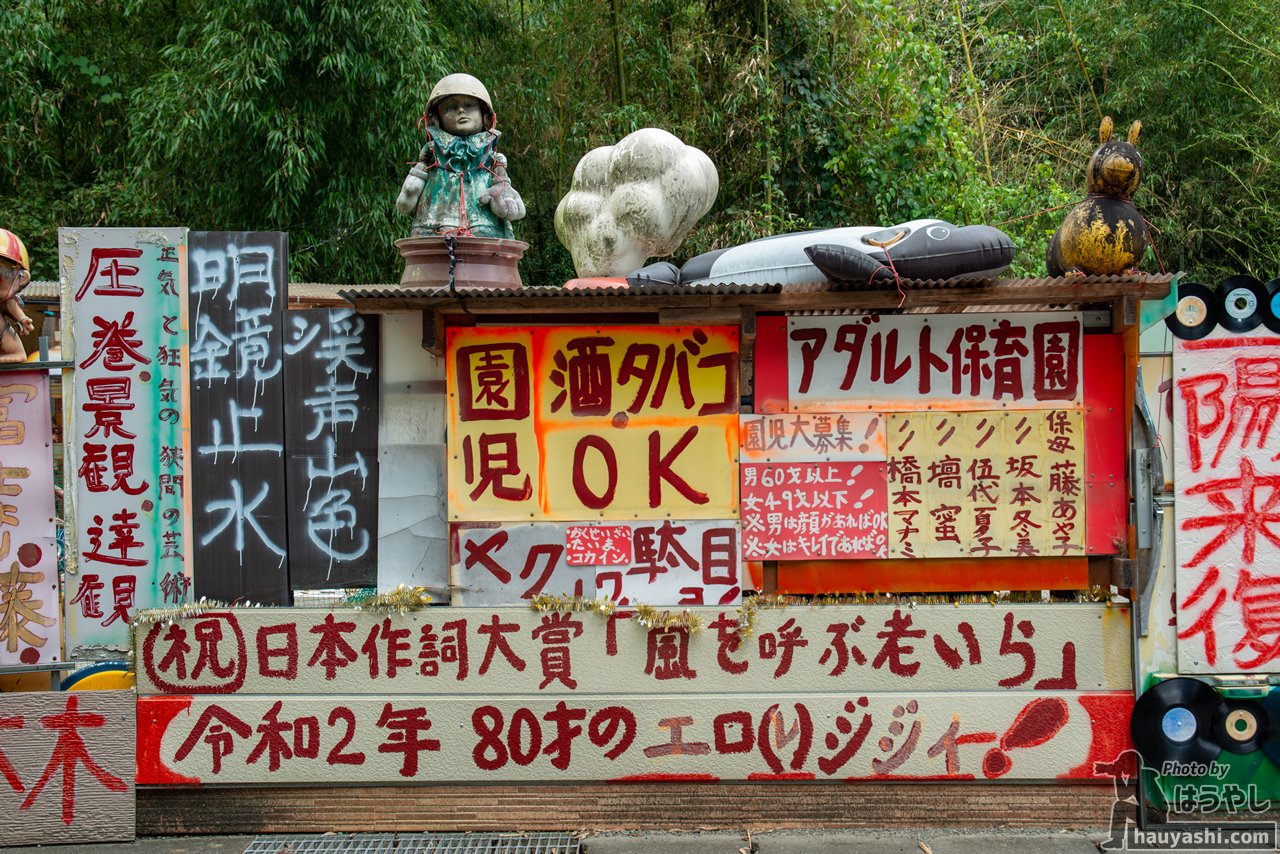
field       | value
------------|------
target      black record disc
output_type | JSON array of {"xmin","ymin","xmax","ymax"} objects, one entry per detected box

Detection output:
[
  {"xmin": 1258, "ymin": 689, "xmax": 1280, "ymax": 767},
  {"xmin": 1166, "ymin": 282, "xmax": 1217, "ymax": 341},
  {"xmin": 1214, "ymin": 698, "xmax": 1268, "ymax": 754},
  {"xmin": 1131, "ymin": 677, "xmax": 1223, "ymax": 767},
  {"xmin": 1263, "ymin": 278, "xmax": 1280, "ymax": 335},
  {"xmin": 1215, "ymin": 275, "xmax": 1268, "ymax": 333}
]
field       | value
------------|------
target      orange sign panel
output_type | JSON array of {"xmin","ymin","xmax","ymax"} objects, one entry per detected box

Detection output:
[{"xmin": 448, "ymin": 326, "xmax": 739, "ymax": 521}]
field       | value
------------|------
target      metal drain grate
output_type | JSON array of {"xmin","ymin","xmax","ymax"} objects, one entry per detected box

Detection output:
[{"xmin": 243, "ymin": 832, "xmax": 583, "ymax": 854}]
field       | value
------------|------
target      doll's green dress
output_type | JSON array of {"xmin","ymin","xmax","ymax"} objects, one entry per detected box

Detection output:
[{"xmin": 409, "ymin": 127, "xmax": 514, "ymax": 239}]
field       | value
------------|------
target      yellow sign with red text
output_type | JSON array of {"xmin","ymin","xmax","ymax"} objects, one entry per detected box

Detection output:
[{"xmin": 447, "ymin": 326, "xmax": 739, "ymax": 521}]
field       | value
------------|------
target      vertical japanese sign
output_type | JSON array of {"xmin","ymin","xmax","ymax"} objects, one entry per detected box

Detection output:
[
  {"xmin": 0, "ymin": 372, "xmax": 60, "ymax": 666},
  {"xmin": 887, "ymin": 410, "xmax": 1086, "ymax": 559},
  {"xmin": 62, "ymin": 227, "xmax": 189, "ymax": 654},
  {"xmin": 1174, "ymin": 330, "xmax": 1280, "ymax": 673},
  {"xmin": 283, "ymin": 308, "xmax": 380, "ymax": 588},
  {"xmin": 188, "ymin": 232, "xmax": 289, "ymax": 605},
  {"xmin": 447, "ymin": 326, "xmax": 739, "ymax": 520}
]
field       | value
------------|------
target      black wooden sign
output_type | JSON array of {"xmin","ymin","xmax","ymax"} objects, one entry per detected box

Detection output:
[
  {"xmin": 187, "ymin": 231, "xmax": 291, "ymax": 604},
  {"xmin": 282, "ymin": 307, "xmax": 380, "ymax": 588}
]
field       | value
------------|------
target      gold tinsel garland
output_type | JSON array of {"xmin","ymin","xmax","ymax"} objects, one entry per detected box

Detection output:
[
  {"xmin": 529, "ymin": 594, "xmax": 704, "ymax": 633},
  {"xmin": 349, "ymin": 584, "xmax": 434, "ymax": 615}
]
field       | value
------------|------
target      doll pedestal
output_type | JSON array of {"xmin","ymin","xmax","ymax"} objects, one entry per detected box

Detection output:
[{"xmin": 395, "ymin": 236, "xmax": 528, "ymax": 290}]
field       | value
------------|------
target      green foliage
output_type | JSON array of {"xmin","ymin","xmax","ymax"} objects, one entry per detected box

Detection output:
[{"xmin": 1, "ymin": 0, "xmax": 1277, "ymax": 283}]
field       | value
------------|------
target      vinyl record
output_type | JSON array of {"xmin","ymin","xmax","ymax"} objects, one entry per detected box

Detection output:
[
  {"xmin": 1131, "ymin": 677, "xmax": 1223, "ymax": 767},
  {"xmin": 1263, "ymin": 278, "xmax": 1280, "ymax": 335},
  {"xmin": 1258, "ymin": 689, "xmax": 1280, "ymax": 767},
  {"xmin": 1166, "ymin": 281, "xmax": 1217, "ymax": 341},
  {"xmin": 1215, "ymin": 275, "xmax": 1267, "ymax": 333},
  {"xmin": 1214, "ymin": 698, "xmax": 1268, "ymax": 754}
]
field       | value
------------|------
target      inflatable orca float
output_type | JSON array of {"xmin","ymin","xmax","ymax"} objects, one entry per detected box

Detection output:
[{"xmin": 628, "ymin": 219, "xmax": 1015, "ymax": 287}]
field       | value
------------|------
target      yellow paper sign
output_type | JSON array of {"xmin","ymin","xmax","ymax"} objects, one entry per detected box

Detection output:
[{"xmin": 448, "ymin": 326, "xmax": 739, "ymax": 521}]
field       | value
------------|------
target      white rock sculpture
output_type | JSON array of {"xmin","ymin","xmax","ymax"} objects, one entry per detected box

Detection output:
[{"xmin": 554, "ymin": 128, "xmax": 719, "ymax": 278}]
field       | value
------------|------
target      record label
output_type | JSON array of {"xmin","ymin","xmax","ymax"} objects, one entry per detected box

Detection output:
[
  {"xmin": 1214, "ymin": 699, "xmax": 1267, "ymax": 754},
  {"xmin": 1131, "ymin": 677, "xmax": 1223, "ymax": 767},
  {"xmin": 1166, "ymin": 282, "xmax": 1217, "ymax": 340},
  {"xmin": 1216, "ymin": 275, "xmax": 1267, "ymax": 333}
]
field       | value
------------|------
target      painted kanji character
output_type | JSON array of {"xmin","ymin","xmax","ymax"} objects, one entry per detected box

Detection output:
[
  {"xmin": 757, "ymin": 617, "xmax": 808, "ymax": 678},
  {"xmin": 532, "ymin": 611, "xmax": 584, "ymax": 690},
  {"xmin": 245, "ymin": 701, "xmax": 297, "ymax": 772},
  {"xmin": 376, "ymin": 703, "xmax": 440, "ymax": 777},
  {"xmin": 462, "ymin": 432, "xmax": 531, "ymax": 502},
  {"xmin": 871, "ymin": 609, "xmax": 925, "ymax": 677},
  {"xmin": 541, "ymin": 701, "xmax": 587, "ymax": 770},
  {"xmin": 643, "ymin": 627, "xmax": 698, "ymax": 680},
  {"xmin": 477, "ymin": 614, "xmax": 526, "ymax": 675},
  {"xmin": 360, "ymin": 618, "xmax": 412, "ymax": 679},
  {"xmin": 549, "ymin": 335, "xmax": 614, "ymax": 415},
  {"xmin": 307, "ymin": 613, "xmax": 359, "ymax": 680},
  {"xmin": 418, "ymin": 619, "xmax": 468, "ymax": 680},
  {"xmin": 20, "ymin": 695, "xmax": 128, "ymax": 824}
]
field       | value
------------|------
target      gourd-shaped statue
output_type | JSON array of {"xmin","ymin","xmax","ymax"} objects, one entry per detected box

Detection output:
[
  {"xmin": 1047, "ymin": 116, "xmax": 1149, "ymax": 276},
  {"xmin": 395, "ymin": 74, "xmax": 526, "ymax": 238}
]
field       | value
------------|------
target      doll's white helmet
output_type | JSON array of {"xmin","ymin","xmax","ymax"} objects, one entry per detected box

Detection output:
[{"xmin": 427, "ymin": 73, "xmax": 493, "ymax": 119}]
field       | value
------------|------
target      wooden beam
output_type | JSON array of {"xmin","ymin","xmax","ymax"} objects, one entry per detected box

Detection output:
[
  {"xmin": 1111, "ymin": 294, "xmax": 1138, "ymax": 332},
  {"xmin": 739, "ymin": 306, "xmax": 756, "ymax": 401},
  {"xmin": 420, "ymin": 309, "xmax": 445, "ymax": 357}
]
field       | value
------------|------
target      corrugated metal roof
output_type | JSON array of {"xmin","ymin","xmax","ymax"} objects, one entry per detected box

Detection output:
[
  {"xmin": 783, "ymin": 271, "xmax": 1176, "ymax": 292},
  {"xmin": 23, "ymin": 281, "xmax": 59, "ymax": 301},
  {"xmin": 341, "ymin": 271, "xmax": 1175, "ymax": 301},
  {"xmin": 339, "ymin": 281, "xmax": 785, "ymax": 300},
  {"xmin": 28, "ymin": 271, "xmax": 1177, "ymax": 305}
]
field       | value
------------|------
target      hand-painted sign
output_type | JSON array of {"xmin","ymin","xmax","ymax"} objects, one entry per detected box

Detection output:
[
  {"xmin": 136, "ymin": 690, "xmax": 1131, "ymax": 784},
  {"xmin": 740, "ymin": 462, "xmax": 888, "ymax": 560},
  {"xmin": 739, "ymin": 413, "xmax": 885, "ymax": 462},
  {"xmin": 134, "ymin": 605, "xmax": 1131, "ymax": 696},
  {"xmin": 188, "ymin": 232, "xmax": 289, "ymax": 604},
  {"xmin": 887, "ymin": 410, "xmax": 1086, "ymax": 559},
  {"xmin": 785, "ymin": 313, "xmax": 1083, "ymax": 411},
  {"xmin": 1174, "ymin": 330, "xmax": 1280, "ymax": 673},
  {"xmin": 447, "ymin": 326, "xmax": 739, "ymax": 521},
  {"xmin": 0, "ymin": 691, "xmax": 135, "ymax": 846},
  {"xmin": 0, "ymin": 371, "xmax": 59, "ymax": 666},
  {"xmin": 452, "ymin": 521, "xmax": 742, "ymax": 606},
  {"xmin": 63, "ymin": 227, "xmax": 190, "ymax": 654},
  {"xmin": 284, "ymin": 308, "xmax": 380, "ymax": 588}
]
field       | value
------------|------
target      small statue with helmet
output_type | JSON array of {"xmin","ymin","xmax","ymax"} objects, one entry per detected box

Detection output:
[
  {"xmin": 395, "ymin": 73, "xmax": 526, "ymax": 238},
  {"xmin": 0, "ymin": 229, "xmax": 33, "ymax": 363}
]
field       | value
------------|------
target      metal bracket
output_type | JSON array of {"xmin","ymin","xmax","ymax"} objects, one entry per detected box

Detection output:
[{"xmin": 1130, "ymin": 374, "xmax": 1165, "ymax": 637}]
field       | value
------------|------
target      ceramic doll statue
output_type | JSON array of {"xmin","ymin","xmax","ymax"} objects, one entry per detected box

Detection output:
[
  {"xmin": 395, "ymin": 73, "xmax": 526, "ymax": 238},
  {"xmin": 0, "ymin": 229, "xmax": 33, "ymax": 364}
]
